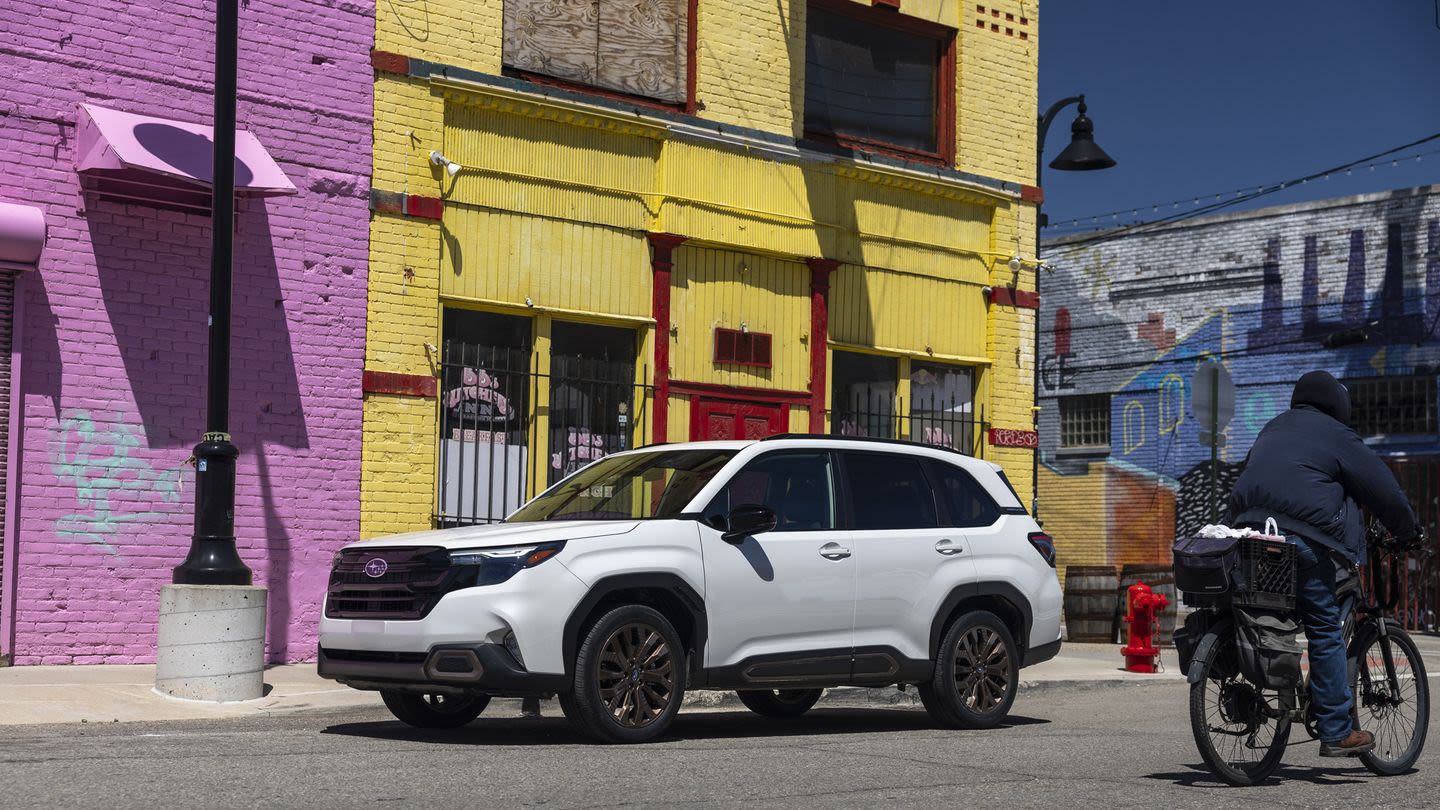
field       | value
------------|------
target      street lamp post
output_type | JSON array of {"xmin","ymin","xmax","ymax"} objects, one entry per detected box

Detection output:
[
  {"xmin": 1030, "ymin": 95, "xmax": 1116, "ymax": 519},
  {"xmin": 173, "ymin": 0, "xmax": 251, "ymax": 585}
]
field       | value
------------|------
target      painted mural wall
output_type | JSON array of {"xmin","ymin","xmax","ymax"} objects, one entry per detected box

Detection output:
[
  {"xmin": 1038, "ymin": 186, "xmax": 1440, "ymax": 576},
  {"xmin": 0, "ymin": 0, "xmax": 372, "ymax": 663}
]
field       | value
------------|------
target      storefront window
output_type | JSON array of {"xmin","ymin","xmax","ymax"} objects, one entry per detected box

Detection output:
[
  {"xmin": 909, "ymin": 361, "xmax": 975, "ymax": 452},
  {"xmin": 438, "ymin": 309, "xmax": 533, "ymax": 525},
  {"xmin": 830, "ymin": 351, "xmax": 898, "ymax": 438},
  {"xmin": 548, "ymin": 321, "xmax": 639, "ymax": 484}
]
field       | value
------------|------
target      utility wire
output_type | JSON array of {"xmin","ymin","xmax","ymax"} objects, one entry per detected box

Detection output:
[
  {"xmin": 1038, "ymin": 131, "xmax": 1440, "ymax": 261},
  {"xmin": 1045, "ymin": 147, "xmax": 1440, "ymax": 233}
]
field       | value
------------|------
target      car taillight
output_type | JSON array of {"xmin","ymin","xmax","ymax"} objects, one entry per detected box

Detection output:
[{"xmin": 1027, "ymin": 531, "xmax": 1056, "ymax": 568}]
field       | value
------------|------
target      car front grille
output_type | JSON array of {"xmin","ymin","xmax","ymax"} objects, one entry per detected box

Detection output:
[{"xmin": 325, "ymin": 546, "xmax": 454, "ymax": 620}]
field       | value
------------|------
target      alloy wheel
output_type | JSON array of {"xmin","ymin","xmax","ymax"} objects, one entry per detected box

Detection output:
[
  {"xmin": 597, "ymin": 622, "xmax": 675, "ymax": 728},
  {"xmin": 952, "ymin": 625, "xmax": 1011, "ymax": 714}
]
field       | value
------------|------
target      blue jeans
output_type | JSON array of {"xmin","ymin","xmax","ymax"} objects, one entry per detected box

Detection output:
[{"xmin": 1289, "ymin": 534, "xmax": 1354, "ymax": 743}]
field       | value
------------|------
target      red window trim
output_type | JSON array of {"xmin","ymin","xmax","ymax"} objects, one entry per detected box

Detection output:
[
  {"xmin": 503, "ymin": 0, "xmax": 701, "ymax": 115},
  {"xmin": 713, "ymin": 327, "xmax": 774, "ymax": 368},
  {"xmin": 804, "ymin": 0, "xmax": 957, "ymax": 165}
]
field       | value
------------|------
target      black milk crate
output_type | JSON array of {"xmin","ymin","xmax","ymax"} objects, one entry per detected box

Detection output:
[{"xmin": 1231, "ymin": 537, "xmax": 1297, "ymax": 611}]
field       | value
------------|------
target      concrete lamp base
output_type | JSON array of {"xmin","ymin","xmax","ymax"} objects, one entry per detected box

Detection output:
[{"xmin": 155, "ymin": 584, "xmax": 268, "ymax": 702}]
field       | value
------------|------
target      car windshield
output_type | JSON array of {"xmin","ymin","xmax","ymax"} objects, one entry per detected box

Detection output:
[{"xmin": 507, "ymin": 448, "xmax": 738, "ymax": 522}]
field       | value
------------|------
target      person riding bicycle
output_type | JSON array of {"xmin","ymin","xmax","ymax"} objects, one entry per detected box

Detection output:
[{"xmin": 1224, "ymin": 370, "xmax": 1421, "ymax": 758}]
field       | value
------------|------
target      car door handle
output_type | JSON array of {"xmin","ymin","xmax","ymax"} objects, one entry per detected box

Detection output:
[
  {"xmin": 934, "ymin": 539, "xmax": 965, "ymax": 556},
  {"xmin": 818, "ymin": 543, "xmax": 852, "ymax": 561}
]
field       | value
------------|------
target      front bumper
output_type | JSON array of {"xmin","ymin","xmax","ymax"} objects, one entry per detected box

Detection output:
[{"xmin": 318, "ymin": 643, "xmax": 569, "ymax": 697}]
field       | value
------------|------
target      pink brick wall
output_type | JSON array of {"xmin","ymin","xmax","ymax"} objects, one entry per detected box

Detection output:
[{"xmin": 0, "ymin": 0, "xmax": 372, "ymax": 663}]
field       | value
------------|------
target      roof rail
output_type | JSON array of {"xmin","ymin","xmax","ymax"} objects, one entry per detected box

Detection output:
[{"xmin": 759, "ymin": 433, "xmax": 972, "ymax": 458}]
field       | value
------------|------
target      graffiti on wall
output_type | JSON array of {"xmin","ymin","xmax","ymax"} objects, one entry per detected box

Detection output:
[
  {"xmin": 50, "ymin": 410, "xmax": 181, "ymax": 555},
  {"xmin": 1038, "ymin": 189, "xmax": 1440, "ymax": 572}
]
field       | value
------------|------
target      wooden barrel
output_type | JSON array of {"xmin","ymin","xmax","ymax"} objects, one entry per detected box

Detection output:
[
  {"xmin": 1064, "ymin": 565, "xmax": 1120, "ymax": 643},
  {"xmin": 1119, "ymin": 564, "xmax": 1178, "ymax": 645}
]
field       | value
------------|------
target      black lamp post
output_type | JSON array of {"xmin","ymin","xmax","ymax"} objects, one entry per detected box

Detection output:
[
  {"xmin": 174, "ymin": 0, "xmax": 251, "ymax": 585},
  {"xmin": 1030, "ymin": 95, "xmax": 1116, "ymax": 519}
]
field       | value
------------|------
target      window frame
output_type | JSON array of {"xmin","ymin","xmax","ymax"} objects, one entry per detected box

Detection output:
[
  {"xmin": 802, "ymin": 0, "xmax": 958, "ymax": 166},
  {"xmin": 836, "ymin": 450, "xmax": 941, "ymax": 532},
  {"xmin": 1344, "ymin": 374, "xmax": 1439, "ymax": 438},
  {"xmin": 502, "ymin": 0, "xmax": 701, "ymax": 114},
  {"xmin": 702, "ymin": 449, "xmax": 840, "ymax": 533},
  {"xmin": 924, "ymin": 459, "xmax": 1002, "ymax": 529},
  {"xmin": 1058, "ymin": 393, "xmax": 1112, "ymax": 451}
]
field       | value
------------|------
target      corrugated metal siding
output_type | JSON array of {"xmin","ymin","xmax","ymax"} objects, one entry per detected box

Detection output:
[
  {"xmin": 829, "ymin": 264, "xmax": 989, "ymax": 359},
  {"xmin": 669, "ymin": 245, "xmax": 810, "ymax": 391},
  {"xmin": 0, "ymin": 271, "xmax": 12, "ymax": 636},
  {"xmin": 440, "ymin": 206, "xmax": 652, "ymax": 319},
  {"xmin": 443, "ymin": 102, "xmax": 661, "ymax": 233}
]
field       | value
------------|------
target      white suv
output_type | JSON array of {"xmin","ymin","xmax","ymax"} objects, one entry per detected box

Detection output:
[{"xmin": 318, "ymin": 436, "xmax": 1062, "ymax": 742}]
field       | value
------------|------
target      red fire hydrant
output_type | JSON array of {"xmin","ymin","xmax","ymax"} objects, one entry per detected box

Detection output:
[{"xmin": 1121, "ymin": 581, "xmax": 1169, "ymax": 673}]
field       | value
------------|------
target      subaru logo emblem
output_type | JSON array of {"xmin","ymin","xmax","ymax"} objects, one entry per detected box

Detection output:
[{"xmin": 364, "ymin": 558, "xmax": 388, "ymax": 578}]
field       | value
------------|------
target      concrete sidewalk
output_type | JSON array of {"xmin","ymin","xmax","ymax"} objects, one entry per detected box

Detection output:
[{"xmin": 0, "ymin": 643, "xmax": 1182, "ymax": 726}]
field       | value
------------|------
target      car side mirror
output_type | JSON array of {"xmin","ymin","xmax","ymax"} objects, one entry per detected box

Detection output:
[{"xmin": 721, "ymin": 504, "xmax": 777, "ymax": 544}]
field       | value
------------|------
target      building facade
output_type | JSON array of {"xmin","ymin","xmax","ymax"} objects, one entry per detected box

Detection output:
[
  {"xmin": 1037, "ymin": 186, "xmax": 1440, "ymax": 615},
  {"xmin": 0, "ymin": 0, "xmax": 372, "ymax": 664},
  {"xmin": 362, "ymin": 0, "xmax": 1046, "ymax": 537}
]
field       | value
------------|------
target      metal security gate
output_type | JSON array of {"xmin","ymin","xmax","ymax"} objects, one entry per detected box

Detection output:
[
  {"xmin": 435, "ymin": 341, "xmax": 651, "ymax": 526},
  {"xmin": 0, "ymin": 271, "xmax": 14, "ymax": 662},
  {"xmin": 1384, "ymin": 456, "xmax": 1440, "ymax": 633}
]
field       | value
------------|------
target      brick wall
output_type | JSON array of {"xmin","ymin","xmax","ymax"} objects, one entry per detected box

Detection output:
[
  {"xmin": 0, "ymin": 0, "xmax": 372, "ymax": 663},
  {"xmin": 1037, "ymin": 186, "xmax": 1440, "ymax": 572}
]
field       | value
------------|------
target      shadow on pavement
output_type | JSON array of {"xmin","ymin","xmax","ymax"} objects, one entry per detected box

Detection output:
[
  {"xmin": 1144, "ymin": 762, "xmax": 1373, "ymax": 788},
  {"xmin": 321, "ymin": 708, "xmax": 1051, "ymax": 747}
]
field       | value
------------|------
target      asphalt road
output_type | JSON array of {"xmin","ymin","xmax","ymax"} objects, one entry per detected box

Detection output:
[{"xmin": 4, "ymin": 680, "xmax": 1437, "ymax": 809}]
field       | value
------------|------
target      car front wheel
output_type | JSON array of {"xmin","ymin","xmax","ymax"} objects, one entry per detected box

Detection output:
[
  {"xmin": 380, "ymin": 690, "xmax": 490, "ymax": 728},
  {"xmin": 560, "ymin": 604, "xmax": 686, "ymax": 743},
  {"xmin": 918, "ymin": 610, "xmax": 1019, "ymax": 729}
]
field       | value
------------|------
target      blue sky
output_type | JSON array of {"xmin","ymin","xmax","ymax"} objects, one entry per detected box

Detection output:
[{"xmin": 1038, "ymin": 1, "xmax": 1440, "ymax": 236}]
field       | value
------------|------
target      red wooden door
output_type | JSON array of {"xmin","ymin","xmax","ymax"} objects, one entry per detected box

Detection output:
[{"xmin": 692, "ymin": 399, "xmax": 787, "ymax": 441}]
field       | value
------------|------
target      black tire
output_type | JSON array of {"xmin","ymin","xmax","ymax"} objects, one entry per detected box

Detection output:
[
  {"xmin": 380, "ymin": 690, "xmax": 489, "ymax": 728},
  {"xmin": 737, "ymin": 689, "xmax": 824, "ymax": 717},
  {"xmin": 918, "ymin": 610, "xmax": 1019, "ymax": 729},
  {"xmin": 1353, "ymin": 624, "xmax": 1430, "ymax": 776},
  {"xmin": 559, "ymin": 604, "xmax": 687, "ymax": 743},
  {"xmin": 1188, "ymin": 631, "xmax": 1290, "ymax": 786}
]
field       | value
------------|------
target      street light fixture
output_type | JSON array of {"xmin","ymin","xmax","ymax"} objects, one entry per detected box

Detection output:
[
  {"xmin": 1030, "ymin": 94, "xmax": 1116, "ymax": 519},
  {"xmin": 173, "ymin": 0, "xmax": 250, "ymax": 585}
]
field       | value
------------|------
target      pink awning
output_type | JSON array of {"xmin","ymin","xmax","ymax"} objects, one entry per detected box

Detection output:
[
  {"xmin": 75, "ymin": 103, "xmax": 296, "ymax": 205},
  {"xmin": 0, "ymin": 201, "xmax": 45, "ymax": 268}
]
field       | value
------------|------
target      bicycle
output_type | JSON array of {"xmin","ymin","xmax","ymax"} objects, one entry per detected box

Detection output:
[{"xmin": 1183, "ymin": 520, "xmax": 1431, "ymax": 786}]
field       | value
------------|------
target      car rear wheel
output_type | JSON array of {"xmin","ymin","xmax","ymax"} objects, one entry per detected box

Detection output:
[
  {"xmin": 918, "ymin": 610, "xmax": 1019, "ymax": 729},
  {"xmin": 380, "ymin": 690, "xmax": 489, "ymax": 728},
  {"xmin": 560, "ymin": 604, "xmax": 686, "ymax": 743},
  {"xmin": 737, "ymin": 688, "xmax": 824, "ymax": 717}
]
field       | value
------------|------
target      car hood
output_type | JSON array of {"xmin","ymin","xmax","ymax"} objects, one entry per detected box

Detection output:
[{"xmin": 346, "ymin": 520, "xmax": 642, "ymax": 551}]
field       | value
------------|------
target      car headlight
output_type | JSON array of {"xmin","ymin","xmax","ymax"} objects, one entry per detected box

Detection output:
[{"xmin": 448, "ymin": 541, "xmax": 566, "ymax": 587}]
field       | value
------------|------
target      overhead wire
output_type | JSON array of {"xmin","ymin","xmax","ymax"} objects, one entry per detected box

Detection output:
[{"xmin": 1037, "ymin": 131, "xmax": 1440, "ymax": 262}]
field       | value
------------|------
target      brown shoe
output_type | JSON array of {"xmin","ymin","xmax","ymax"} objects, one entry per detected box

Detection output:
[{"xmin": 1320, "ymin": 729, "xmax": 1376, "ymax": 757}]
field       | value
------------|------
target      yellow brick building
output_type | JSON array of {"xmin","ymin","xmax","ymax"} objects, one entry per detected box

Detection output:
[{"xmin": 361, "ymin": 0, "xmax": 1045, "ymax": 535}]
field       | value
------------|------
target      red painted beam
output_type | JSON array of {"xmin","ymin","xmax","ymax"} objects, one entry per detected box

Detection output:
[
  {"xmin": 647, "ymin": 233, "xmax": 688, "ymax": 442},
  {"xmin": 807, "ymin": 258, "xmax": 838, "ymax": 433},
  {"xmin": 989, "ymin": 286, "xmax": 1040, "ymax": 309}
]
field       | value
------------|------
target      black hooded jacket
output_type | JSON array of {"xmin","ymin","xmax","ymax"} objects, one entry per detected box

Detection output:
[{"xmin": 1224, "ymin": 371, "xmax": 1417, "ymax": 563}]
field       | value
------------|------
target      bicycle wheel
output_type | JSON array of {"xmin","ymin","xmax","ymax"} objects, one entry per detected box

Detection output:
[
  {"xmin": 1189, "ymin": 631, "xmax": 1292, "ymax": 786},
  {"xmin": 1352, "ymin": 624, "xmax": 1430, "ymax": 775}
]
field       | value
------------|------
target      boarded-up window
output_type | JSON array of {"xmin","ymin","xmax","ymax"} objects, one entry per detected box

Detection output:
[{"xmin": 504, "ymin": 0, "xmax": 690, "ymax": 104}]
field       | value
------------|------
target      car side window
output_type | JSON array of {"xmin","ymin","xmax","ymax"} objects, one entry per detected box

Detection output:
[
  {"xmin": 703, "ymin": 452, "xmax": 836, "ymax": 532},
  {"xmin": 927, "ymin": 460, "xmax": 1001, "ymax": 528},
  {"xmin": 841, "ymin": 452, "xmax": 939, "ymax": 530}
]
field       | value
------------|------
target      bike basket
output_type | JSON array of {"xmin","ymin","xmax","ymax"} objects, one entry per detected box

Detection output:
[
  {"xmin": 1173, "ymin": 535, "xmax": 1240, "ymax": 607},
  {"xmin": 1231, "ymin": 538, "xmax": 1297, "ymax": 611}
]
